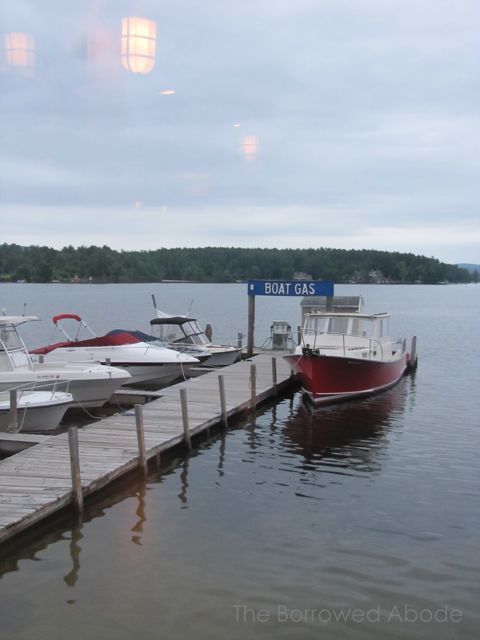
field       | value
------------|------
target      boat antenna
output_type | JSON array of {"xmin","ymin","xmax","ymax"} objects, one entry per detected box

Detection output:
[
  {"xmin": 187, "ymin": 299, "xmax": 194, "ymax": 314},
  {"xmin": 151, "ymin": 294, "xmax": 157, "ymax": 311},
  {"xmin": 23, "ymin": 302, "xmax": 27, "ymax": 316}
]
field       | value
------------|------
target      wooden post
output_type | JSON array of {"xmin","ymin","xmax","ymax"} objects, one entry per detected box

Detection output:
[
  {"xmin": 180, "ymin": 388, "xmax": 191, "ymax": 449},
  {"xmin": 297, "ymin": 325, "xmax": 302, "ymax": 346},
  {"xmin": 410, "ymin": 336, "xmax": 417, "ymax": 369},
  {"xmin": 250, "ymin": 363, "xmax": 257, "ymax": 410},
  {"xmin": 218, "ymin": 374, "xmax": 228, "ymax": 428},
  {"xmin": 7, "ymin": 390, "xmax": 18, "ymax": 433},
  {"xmin": 135, "ymin": 404, "xmax": 148, "ymax": 476},
  {"xmin": 272, "ymin": 357, "xmax": 278, "ymax": 396},
  {"xmin": 205, "ymin": 323, "xmax": 213, "ymax": 341},
  {"xmin": 247, "ymin": 294, "xmax": 255, "ymax": 357},
  {"xmin": 68, "ymin": 427, "xmax": 83, "ymax": 514}
]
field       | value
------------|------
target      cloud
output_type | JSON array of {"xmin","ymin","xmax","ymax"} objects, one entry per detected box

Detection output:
[
  {"xmin": 1, "ymin": 0, "xmax": 479, "ymax": 262},
  {"xmin": 2, "ymin": 202, "xmax": 478, "ymax": 264}
]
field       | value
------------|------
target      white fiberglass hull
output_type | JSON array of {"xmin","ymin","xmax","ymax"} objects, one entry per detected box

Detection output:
[
  {"xmin": 32, "ymin": 343, "xmax": 199, "ymax": 388},
  {"xmin": 0, "ymin": 391, "xmax": 73, "ymax": 433},
  {"xmin": 115, "ymin": 362, "xmax": 195, "ymax": 386},
  {"xmin": 0, "ymin": 363, "xmax": 131, "ymax": 408},
  {"xmin": 202, "ymin": 346, "xmax": 242, "ymax": 367}
]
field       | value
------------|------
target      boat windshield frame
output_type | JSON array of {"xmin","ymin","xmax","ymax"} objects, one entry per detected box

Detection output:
[
  {"xmin": 151, "ymin": 318, "xmax": 209, "ymax": 346},
  {"xmin": 0, "ymin": 322, "xmax": 34, "ymax": 370},
  {"xmin": 303, "ymin": 312, "xmax": 390, "ymax": 340}
]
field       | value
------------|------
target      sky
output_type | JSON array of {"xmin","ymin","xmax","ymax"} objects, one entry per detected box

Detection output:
[{"xmin": 1, "ymin": 0, "xmax": 479, "ymax": 264}]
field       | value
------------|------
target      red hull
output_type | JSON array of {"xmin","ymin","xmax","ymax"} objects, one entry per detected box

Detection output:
[{"xmin": 284, "ymin": 352, "xmax": 409, "ymax": 405}]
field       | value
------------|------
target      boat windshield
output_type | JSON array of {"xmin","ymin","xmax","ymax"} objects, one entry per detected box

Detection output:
[
  {"xmin": 154, "ymin": 320, "xmax": 208, "ymax": 346},
  {"xmin": 305, "ymin": 315, "xmax": 376, "ymax": 338},
  {"xmin": 0, "ymin": 325, "xmax": 25, "ymax": 352},
  {"xmin": 0, "ymin": 324, "xmax": 32, "ymax": 371},
  {"xmin": 183, "ymin": 321, "xmax": 209, "ymax": 345}
]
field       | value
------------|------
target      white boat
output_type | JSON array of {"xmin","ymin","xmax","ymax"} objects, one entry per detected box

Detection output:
[
  {"xmin": 30, "ymin": 314, "xmax": 199, "ymax": 387},
  {"xmin": 149, "ymin": 296, "xmax": 242, "ymax": 367},
  {"xmin": 0, "ymin": 383, "xmax": 73, "ymax": 433},
  {"xmin": 0, "ymin": 316, "xmax": 131, "ymax": 408}
]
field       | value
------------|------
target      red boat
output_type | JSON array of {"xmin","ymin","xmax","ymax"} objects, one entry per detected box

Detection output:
[{"xmin": 284, "ymin": 310, "xmax": 415, "ymax": 405}]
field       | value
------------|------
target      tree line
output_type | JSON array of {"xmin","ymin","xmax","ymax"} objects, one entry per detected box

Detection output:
[{"xmin": 0, "ymin": 243, "xmax": 472, "ymax": 284}]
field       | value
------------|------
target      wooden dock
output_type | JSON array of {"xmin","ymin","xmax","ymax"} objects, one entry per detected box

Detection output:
[{"xmin": 0, "ymin": 353, "xmax": 294, "ymax": 545}]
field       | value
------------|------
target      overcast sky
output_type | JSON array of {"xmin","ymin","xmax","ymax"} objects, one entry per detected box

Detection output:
[{"xmin": 1, "ymin": 0, "xmax": 479, "ymax": 263}]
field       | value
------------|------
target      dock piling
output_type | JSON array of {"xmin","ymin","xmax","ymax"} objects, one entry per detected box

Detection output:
[
  {"xmin": 250, "ymin": 364, "xmax": 257, "ymax": 411},
  {"xmin": 7, "ymin": 390, "xmax": 18, "ymax": 433},
  {"xmin": 409, "ymin": 336, "xmax": 418, "ymax": 370},
  {"xmin": 134, "ymin": 404, "xmax": 148, "ymax": 476},
  {"xmin": 218, "ymin": 374, "xmax": 228, "ymax": 428},
  {"xmin": 180, "ymin": 388, "xmax": 192, "ymax": 449},
  {"xmin": 205, "ymin": 323, "xmax": 213, "ymax": 341},
  {"xmin": 272, "ymin": 357, "xmax": 278, "ymax": 396},
  {"xmin": 68, "ymin": 427, "xmax": 83, "ymax": 514}
]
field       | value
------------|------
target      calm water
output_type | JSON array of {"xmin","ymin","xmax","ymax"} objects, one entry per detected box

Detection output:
[{"xmin": 0, "ymin": 283, "xmax": 479, "ymax": 639}]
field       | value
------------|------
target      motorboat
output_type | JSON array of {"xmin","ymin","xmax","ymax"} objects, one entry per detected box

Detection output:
[
  {"xmin": 284, "ymin": 306, "xmax": 415, "ymax": 405},
  {"xmin": 0, "ymin": 383, "xmax": 73, "ymax": 433},
  {"xmin": 105, "ymin": 329, "xmax": 212, "ymax": 365},
  {"xmin": 30, "ymin": 314, "xmax": 199, "ymax": 387},
  {"xmin": 149, "ymin": 296, "xmax": 242, "ymax": 367},
  {"xmin": 0, "ymin": 315, "xmax": 131, "ymax": 408}
]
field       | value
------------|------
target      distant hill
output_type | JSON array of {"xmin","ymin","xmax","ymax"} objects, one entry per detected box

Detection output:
[
  {"xmin": 0, "ymin": 242, "xmax": 474, "ymax": 284},
  {"xmin": 457, "ymin": 263, "xmax": 480, "ymax": 273}
]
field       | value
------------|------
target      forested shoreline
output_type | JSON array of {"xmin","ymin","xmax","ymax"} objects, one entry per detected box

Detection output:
[{"xmin": 0, "ymin": 243, "xmax": 473, "ymax": 284}]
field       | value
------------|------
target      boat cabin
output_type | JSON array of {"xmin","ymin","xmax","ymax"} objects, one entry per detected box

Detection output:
[
  {"xmin": 150, "ymin": 317, "xmax": 210, "ymax": 347},
  {"xmin": 301, "ymin": 312, "xmax": 402, "ymax": 360},
  {"xmin": 300, "ymin": 295, "xmax": 364, "ymax": 326}
]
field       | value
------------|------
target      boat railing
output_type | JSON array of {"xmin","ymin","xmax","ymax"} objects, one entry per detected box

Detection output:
[
  {"xmin": 302, "ymin": 330, "xmax": 385, "ymax": 360},
  {"xmin": 1, "ymin": 378, "xmax": 72, "ymax": 401},
  {"xmin": 399, "ymin": 338, "xmax": 407, "ymax": 355}
]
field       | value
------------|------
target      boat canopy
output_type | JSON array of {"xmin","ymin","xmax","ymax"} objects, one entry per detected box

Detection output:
[
  {"xmin": 150, "ymin": 317, "xmax": 196, "ymax": 326},
  {"xmin": 150, "ymin": 316, "xmax": 208, "ymax": 346},
  {"xmin": 107, "ymin": 329, "xmax": 157, "ymax": 342},
  {"xmin": 30, "ymin": 331, "xmax": 141, "ymax": 355}
]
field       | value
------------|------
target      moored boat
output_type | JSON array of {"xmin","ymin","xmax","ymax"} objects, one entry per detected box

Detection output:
[
  {"xmin": 149, "ymin": 296, "xmax": 242, "ymax": 367},
  {"xmin": 1, "ymin": 315, "xmax": 131, "ymax": 407},
  {"xmin": 284, "ymin": 308, "xmax": 415, "ymax": 405},
  {"xmin": 30, "ymin": 314, "xmax": 199, "ymax": 387},
  {"xmin": 0, "ymin": 384, "xmax": 73, "ymax": 433}
]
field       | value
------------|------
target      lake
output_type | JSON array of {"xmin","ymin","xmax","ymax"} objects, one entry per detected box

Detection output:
[{"xmin": 0, "ymin": 282, "xmax": 479, "ymax": 639}]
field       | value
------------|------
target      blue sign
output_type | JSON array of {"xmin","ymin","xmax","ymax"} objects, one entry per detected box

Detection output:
[{"xmin": 247, "ymin": 279, "xmax": 334, "ymax": 297}]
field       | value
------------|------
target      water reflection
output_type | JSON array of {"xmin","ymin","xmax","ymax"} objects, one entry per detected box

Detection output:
[
  {"xmin": 177, "ymin": 454, "xmax": 190, "ymax": 506},
  {"xmin": 0, "ymin": 474, "xmax": 146, "ymax": 582},
  {"xmin": 63, "ymin": 519, "xmax": 82, "ymax": 587},
  {"xmin": 130, "ymin": 486, "xmax": 147, "ymax": 546},
  {"xmin": 281, "ymin": 378, "xmax": 411, "ymax": 472},
  {"xmin": 217, "ymin": 431, "xmax": 226, "ymax": 478},
  {"xmin": 0, "ymin": 378, "xmax": 414, "ymax": 592}
]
